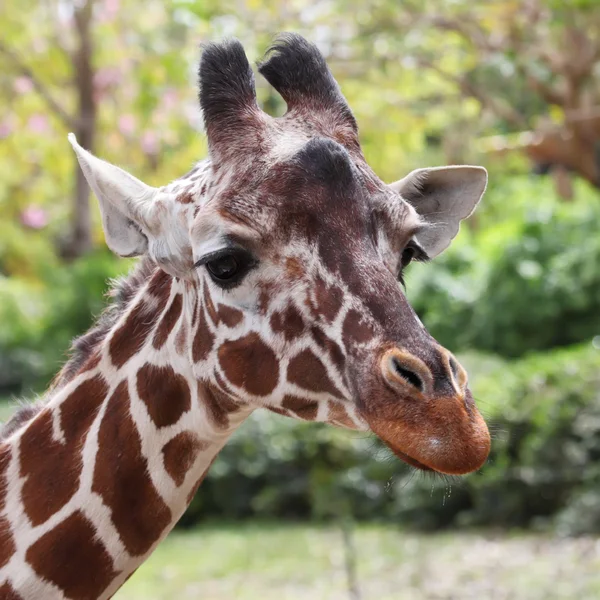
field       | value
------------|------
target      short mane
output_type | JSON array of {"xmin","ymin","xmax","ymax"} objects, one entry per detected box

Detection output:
[{"xmin": 0, "ymin": 257, "xmax": 160, "ymax": 441}]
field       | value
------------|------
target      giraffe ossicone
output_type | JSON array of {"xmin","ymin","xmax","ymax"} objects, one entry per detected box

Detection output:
[{"xmin": 0, "ymin": 33, "xmax": 490, "ymax": 599}]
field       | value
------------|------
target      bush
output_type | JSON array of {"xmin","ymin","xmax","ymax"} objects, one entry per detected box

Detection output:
[
  {"xmin": 465, "ymin": 341, "xmax": 600, "ymax": 532},
  {"xmin": 409, "ymin": 193, "xmax": 600, "ymax": 357},
  {"xmin": 0, "ymin": 250, "xmax": 128, "ymax": 394}
]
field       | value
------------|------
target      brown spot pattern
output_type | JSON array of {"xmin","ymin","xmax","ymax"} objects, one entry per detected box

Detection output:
[
  {"xmin": 281, "ymin": 395, "xmax": 319, "ymax": 421},
  {"xmin": 178, "ymin": 191, "xmax": 195, "ymax": 204},
  {"xmin": 92, "ymin": 382, "xmax": 171, "ymax": 556},
  {"xmin": 153, "ymin": 294, "xmax": 183, "ymax": 349},
  {"xmin": 26, "ymin": 511, "xmax": 117, "ymax": 600},
  {"xmin": 137, "ymin": 364, "xmax": 191, "ymax": 429},
  {"xmin": 199, "ymin": 382, "xmax": 241, "ymax": 429},
  {"xmin": 218, "ymin": 333, "xmax": 279, "ymax": 396},
  {"xmin": 270, "ymin": 304, "xmax": 305, "ymax": 341},
  {"xmin": 342, "ymin": 308, "xmax": 376, "ymax": 348},
  {"xmin": 217, "ymin": 304, "xmax": 244, "ymax": 327},
  {"xmin": 287, "ymin": 349, "xmax": 343, "ymax": 399},
  {"xmin": 310, "ymin": 326, "xmax": 346, "ymax": 371},
  {"xmin": 328, "ymin": 401, "xmax": 357, "ymax": 429},
  {"xmin": 79, "ymin": 349, "xmax": 102, "ymax": 374},
  {"xmin": 0, "ymin": 516, "xmax": 15, "ymax": 569},
  {"xmin": 192, "ymin": 307, "xmax": 215, "ymax": 362},
  {"xmin": 20, "ymin": 375, "xmax": 108, "ymax": 526},
  {"xmin": 186, "ymin": 456, "xmax": 218, "ymax": 505},
  {"xmin": 0, "ymin": 583, "xmax": 23, "ymax": 600},
  {"xmin": 162, "ymin": 432, "xmax": 207, "ymax": 486},
  {"xmin": 0, "ymin": 445, "xmax": 11, "ymax": 513},
  {"xmin": 146, "ymin": 268, "xmax": 172, "ymax": 300},
  {"xmin": 285, "ymin": 257, "xmax": 305, "ymax": 279},
  {"xmin": 175, "ymin": 322, "xmax": 188, "ymax": 355},
  {"xmin": 109, "ymin": 300, "xmax": 156, "ymax": 369},
  {"xmin": 310, "ymin": 277, "xmax": 343, "ymax": 323}
]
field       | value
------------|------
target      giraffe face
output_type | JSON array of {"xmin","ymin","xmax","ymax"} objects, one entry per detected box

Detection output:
[
  {"xmin": 72, "ymin": 35, "xmax": 490, "ymax": 475},
  {"xmin": 189, "ymin": 131, "xmax": 489, "ymax": 475}
]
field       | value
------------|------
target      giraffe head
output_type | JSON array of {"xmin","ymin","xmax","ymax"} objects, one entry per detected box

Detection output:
[{"xmin": 69, "ymin": 34, "xmax": 490, "ymax": 475}]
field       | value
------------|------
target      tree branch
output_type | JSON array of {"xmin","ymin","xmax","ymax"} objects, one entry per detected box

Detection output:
[
  {"xmin": 414, "ymin": 57, "xmax": 528, "ymax": 128},
  {"xmin": 0, "ymin": 41, "xmax": 76, "ymax": 129}
]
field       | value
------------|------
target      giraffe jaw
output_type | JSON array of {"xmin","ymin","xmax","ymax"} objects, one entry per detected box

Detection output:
[
  {"xmin": 388, "ymin": 447, "xmax": 434, "ymax": 472},
  {"xmin": 363, "ymin": 392, "xmax": 491, "ymax": 476}
]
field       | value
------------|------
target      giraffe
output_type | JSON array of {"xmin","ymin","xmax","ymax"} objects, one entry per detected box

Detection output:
[{"xmin": 0, "ymin": 34, "xmax": 490, "ymax": 599}]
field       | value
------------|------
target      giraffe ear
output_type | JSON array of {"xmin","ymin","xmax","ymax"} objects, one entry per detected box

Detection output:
[
  {"xmin": 390, "ymin": 166, "xmax": 487, "ymax": 258},
  {"xmin": 68, "ymin": 133, "xmax": 158, "ymax": 258}
]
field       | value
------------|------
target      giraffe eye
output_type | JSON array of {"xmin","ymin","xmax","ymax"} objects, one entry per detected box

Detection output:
[
  {"xmin": 202, "ymin": 249, "xmax": 256, "ymax": 288},
  {"xmin": 207, "ymin": 254, "xmax": 239, "ymax": 280},
  {"xmin": 400, "ymin": 245, "xmax": 416, "ymax": 268},
  {"xmin": 398, "ymin": 240, "xmax": 430, "ymax": 284}
]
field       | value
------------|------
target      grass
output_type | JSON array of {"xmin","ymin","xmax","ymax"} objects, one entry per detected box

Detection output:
[{"xmin": 119, "ymin": 523, "xmax": 600, "ymax": 600}]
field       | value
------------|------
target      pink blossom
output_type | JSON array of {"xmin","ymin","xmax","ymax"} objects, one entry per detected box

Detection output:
[
  {"xmin": 94, "ymin": 67, "xmax": 122, "ymax": 93},
  {"xmin": 118, "ymin": 114, "xmax": 136, "ymax": 136},
  {"xmin": 162, "ymin": 88, "xmax": 179, "ymax": 111},
  {"xmin": 102, "ymin": 0, "xmax": 120, "ymax": 19},
  {"xmin": 27, "ymin": 114, "xmax": 49, "ymax": 134},
  {"xmin": 0, "ymin": 120, "xmax": 13, "ymax": 139},
  {"xmin": 141, "ymin": 131, "xmax": 159, "ymax": 155},
  {"xmin": 14, "ymin": 77, "xmax": 33, "ymax": 95},
  {"xmin": 20, "ymin": 206, "xmax": 48, "ymax": 230}
]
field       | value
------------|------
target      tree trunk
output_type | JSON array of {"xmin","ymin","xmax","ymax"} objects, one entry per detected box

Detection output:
[{"xmin": 63, "ymin": 0, "xmax": 96, "ymax": 259}]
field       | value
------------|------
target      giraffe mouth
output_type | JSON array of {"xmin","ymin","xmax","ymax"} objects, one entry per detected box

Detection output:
[{"xmin": 388, "ymin": 446, "xmax": 434, "ymax": 472}]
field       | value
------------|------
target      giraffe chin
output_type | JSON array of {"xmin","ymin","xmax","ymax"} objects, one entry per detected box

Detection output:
[
  {"xmin": 387, "ymin": 447, "xmax": 434, "ymax": 472},
  {"xmin": 381, "ymin": 436, "xmax": 490, "ymax": 475},
  {"xmin": 366, "ymin": 407, "xmax": 491, "ymax": 476}
]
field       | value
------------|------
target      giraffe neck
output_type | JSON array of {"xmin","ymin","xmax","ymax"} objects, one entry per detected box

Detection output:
[{"xmin": 0, "ymin": 266, "xmax": 254, "ymax": 599}]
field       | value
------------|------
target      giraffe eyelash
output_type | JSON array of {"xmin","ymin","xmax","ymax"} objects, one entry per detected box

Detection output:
[{"xmin": 397, "ymin": 240, "xmax": 429, "ymax": 288}]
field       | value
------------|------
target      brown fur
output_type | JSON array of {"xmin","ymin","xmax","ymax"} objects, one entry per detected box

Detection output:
[
  {"xmin": 136, "ymin": 364, "xmax": 191, "ymax": 429},
  {"xmin": 20, "ymin": 376, "xmax": 108, "ymax": 526},
  {"xmin": 270, "ymin": 304, "xmax": 305, "ymax": 340},
  {"xmin": 0, "ymin": 582, "xmax": 24, "ymax": 599},
  {"xmin": 0, "ymin": 405, "xmax": 43, "ymax": 443},
  {"xmin": 217, "ymin": 333, "xmax": 279, "ymax": 396},
  {"xmin": 162, "ymin": 432, "xmax": 206, "ymax": 486},
  {"xmin": 308, "ymin": 277, "xmax": 343, "ymax": 323},
  {"xmin": 328, "ymin": 401, "xmax": 358, "ymax": 429},
  {"xmin": 153, "ymin": 294, "xmax": 183, "ymax": 349},
  {"xmin": 0, "ymin": 517, "xmax": 15, "ymax": 570},
  {"xmin": 342, "ymin": 308, "xmax": 377, "ymax": 347},
  {"xmin": 287, "ymin": 348, "xmax": 342, "ymax": 398},
  {"xmin": 0, "ymin": 446, "xmax": 10, "ymax": 512},
  {"xmin": 217, "ymin": 304, "xmax": 244, "ymax": 328},
  {"xmin": 92, "ymin": 382, "xmax": 171, "ymax": 556},
  {"xmin": 199, "ymin": 382, "xmax": 242, "ymax": 429},
  {"xmin": 25, "ymin": 511, "xmax": 117, "ymax": 600},
  {"xmin": 281, "ymin": 395, "xmax": 318, "ymax": 421},
  {"xmin": 192, "ymin": 307, "xmax": 215, "ymax": 362},
  {"xmin": 310, "ymin": 326, "xmax": 346, "ymax": 372}
]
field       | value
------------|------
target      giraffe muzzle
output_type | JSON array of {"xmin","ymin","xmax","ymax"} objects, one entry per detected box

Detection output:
[{"xmin": 359, "ymin": 346, "xmax": 490, "ymax": 475}]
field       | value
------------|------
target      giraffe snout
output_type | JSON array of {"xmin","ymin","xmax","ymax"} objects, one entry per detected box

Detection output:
[{"xmin": 364, "ymin": 345, "xmax": 490, "ymax": 475}]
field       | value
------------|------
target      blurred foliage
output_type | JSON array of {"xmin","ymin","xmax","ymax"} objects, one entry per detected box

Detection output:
[
  {"xmin": 0, "ymin": 251, "xmax": 129, "ymax": 393},
  {"xmin": 408, "ymin": 177, "xmax": 600, "ymax": 357}
]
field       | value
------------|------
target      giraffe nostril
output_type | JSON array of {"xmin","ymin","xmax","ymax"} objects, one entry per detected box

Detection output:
[{"xmin": 390, "ymin": 356, "xmax": 424, "ymax": 392}]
